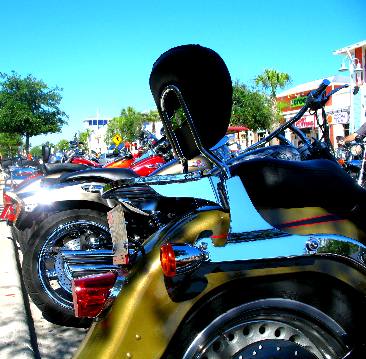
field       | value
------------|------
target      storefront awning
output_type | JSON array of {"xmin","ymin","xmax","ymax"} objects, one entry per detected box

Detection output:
[{"xmin": 227, "ymin": 126, "xmax": 249, "ymax": 133}]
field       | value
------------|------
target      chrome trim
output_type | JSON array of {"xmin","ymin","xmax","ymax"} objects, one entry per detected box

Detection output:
[
  {"xmin": 62, "ymin": 249, "xmax": 126, "ymax": 318},
  {"xmin": 81, "ymin": 184, "xmax": 104, "ymax": 193},
  {"xmin": 68, "ymin": 264, "xmax": 120, "ymax": 277},
  {"xmin": 61, "ymin": 249, "xmax": 118, "ymax": 277},
  {"xmin": 171, "ymin": 244, "xmax": 208, "ymax": 275},
  {"xmin": 160, "ymin": 85, "xmax": 231, "ymax": 177},
  {"xmin": 149, "ymin": 175, "xmax": 222, "ymax": 204},
  {"xmin": 225, "ymin": 176, "xmax": 273, "ymax": 233},
  {"xmin": 61, "ymin": 249, "xmax": 114, "ymax": 264},
  {"xmin": 194, "ymin": 232, "xmax": 366, "ymax": 268},
  {"xmin": 99, "ymin": 274, "xmax": 127, "ymax": 318}
]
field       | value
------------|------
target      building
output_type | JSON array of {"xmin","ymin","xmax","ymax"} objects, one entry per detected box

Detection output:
[
  {"xmin": 82, "ymin": 112, "xmax": 111, "ymax": 153},
  {"xmin": 333, "ymin": 40, "xmax": 366, "ymax": 133},
  {"xmin": 277, "ymin": 41, "xmax": 366, "ymax": 147},
  {"xmin": 277, "ymin": 75, "xmax": 350, "ymax": 147}
]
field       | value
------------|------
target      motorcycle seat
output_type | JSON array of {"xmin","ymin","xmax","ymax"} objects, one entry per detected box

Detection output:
[
  {"xmin": 59, "ymin": 167, "xmax": 139, "ymax": 183},
  {"xmin": 40, "ymin": 163, "xmax": 89, "ymax": 175},
  {"xmin": 230, "ymin": 157, "xmax": 366, "ymax": 212}
]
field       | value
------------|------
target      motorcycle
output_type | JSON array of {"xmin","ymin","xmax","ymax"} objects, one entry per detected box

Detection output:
[
  {"xmin": 2, "ymin": 131, "xmax": 168, "ymax": 227},
  {"xmin": 9, "ymin": 134, "xmax": 218, "ymax": 327},
  {"xmin": 24, "ymin": 124, "xmax": 309, "ymax": 328},
  {"xmin": 336, "ymin": 139, "xmax": 366, "ymax": 188},
  {"xmin": 70, "ymin": 45, "xmax": 366, "ymax": 359}
]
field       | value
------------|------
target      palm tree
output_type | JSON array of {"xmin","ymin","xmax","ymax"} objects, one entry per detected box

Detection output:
[
  {"xmin": 255, "ymin": 69, "xmax": 291, "ymax": 133},
  {"xmin": 255, "ymin": 69, "xmax": 291, "ymax": 98},
  {"xmin": 142, "ymin": 110, "xmax": 160, "ymax": 134}
]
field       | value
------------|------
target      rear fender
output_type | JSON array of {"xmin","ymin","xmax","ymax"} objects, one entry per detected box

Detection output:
[
  {"xmin": 74, "ymin": 209, "xmax": 229, "ymax": 359},
  {"xmin": 16, "ymin": 183, "xmax": 115, "ymax": 231},
  {"xmin": 74, "ymin": 209, "xmax": 366, "ymax": 359}
]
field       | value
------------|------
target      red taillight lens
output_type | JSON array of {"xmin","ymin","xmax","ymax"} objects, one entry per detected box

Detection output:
[
  {"xmin": 0, "ymin": 193, "xmax": 18, "ymax": 222},
  {"xmin": 3, "ymin": 193, "xmax": 13, "ymax": 206},
  {"xmin": 72, "ymin": 272, "xmax": 117, "ymax": 318},
  {"xmin": 160, "ymin": 243, "xmax": 176, "ymax": 277}
]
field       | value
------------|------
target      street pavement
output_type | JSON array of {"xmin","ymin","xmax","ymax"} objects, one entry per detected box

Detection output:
[{"xmin": 0, "ymin": 179, "xmax": 88, "ymax": 359}]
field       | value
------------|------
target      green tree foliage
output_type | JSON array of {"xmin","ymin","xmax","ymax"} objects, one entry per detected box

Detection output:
[
  {"xmin": 55, "ymin": 139, "xmax": 70, "ymax": 152},
  {"xmin": 30, "ymin": 145, "xmax": 42, "ymax": 158},
  {"xmin": 142, "ymin": 110, "xmax": 160, "ymax": 134},
  {"xmin": 105, "ymin": 106, "xmax": 144, "ymax": 143},
  {"xmin": 0, "ymin": 132, "xmax": 23, "ymax": 158},
  {"xmin": 78, "ymin": 129, "xmax": 92, "ymax": 152},
  {"xmin": 231, "ymin": 82, "xmax": 274, "ymax": 131},
  {"xmin": 254, "ymin": 69, "xmax": 291, "ymax": 130},
  {"xmin": 0, "ymin": 71, "xmax": 68, "ymax": 153}
]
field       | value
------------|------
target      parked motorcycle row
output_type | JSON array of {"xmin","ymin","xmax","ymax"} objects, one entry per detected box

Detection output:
[{"xmin": 3, "ymin": 45, "xmax": 366, "ymax": 358}]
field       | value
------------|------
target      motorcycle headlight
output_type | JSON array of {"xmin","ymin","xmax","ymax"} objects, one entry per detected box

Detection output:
[{"xmin": 350, "ymin": 144, "xmax": 363, "ymax": 156}]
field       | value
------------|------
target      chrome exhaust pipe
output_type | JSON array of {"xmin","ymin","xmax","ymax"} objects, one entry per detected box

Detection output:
[
  {"xmin": 61, "ymin": 249, "xmax": 119, "ymax": 277},
  {"xmin": 68, "ymin": 264, "xmax": 120, "ymax": 277}
]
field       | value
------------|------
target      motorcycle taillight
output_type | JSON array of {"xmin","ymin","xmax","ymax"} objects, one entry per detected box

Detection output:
[
  {"xmin": 3, "ymin": 192, "xmax": 13, "ymax": 207},
  {"xmin": 160, "ymin": 243, "xmax": 176, "ymax": 277},
  {"xmin": 160, "ymin": 243, "xmax": 208, "ymax": 277},
  {"xmin": 0, "ymin": 193, "xmax": 19, "ymax": 223},
  {"xmin": 72, "ymin": 272, "xmax": 117, "ymax": 318}
]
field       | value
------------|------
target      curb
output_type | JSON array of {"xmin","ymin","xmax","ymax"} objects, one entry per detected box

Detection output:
[{"xmin": 0, "ymin": 222, "xmax": 34, "ymax": 358}]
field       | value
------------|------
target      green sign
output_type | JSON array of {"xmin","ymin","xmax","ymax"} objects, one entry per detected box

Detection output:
[{"xmin": 291, "ymin": 96, "xmax": 307, "ymax": 108}]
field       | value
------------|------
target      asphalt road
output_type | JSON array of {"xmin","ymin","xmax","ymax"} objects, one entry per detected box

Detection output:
[{"xmin": 0, "ymin": 182, "xmax": 88, "ymax": 359}]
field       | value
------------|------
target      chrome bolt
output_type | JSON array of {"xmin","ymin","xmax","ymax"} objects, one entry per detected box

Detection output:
[{"xmin": 306, "ymin": 237, "xmax": 320, "ymax": 251}]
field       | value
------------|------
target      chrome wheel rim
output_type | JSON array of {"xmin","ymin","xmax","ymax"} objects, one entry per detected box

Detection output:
[
  {"xmin": 182, "ymin": 299, "xmax": 348, "ymax": 359},
  {"xmin": 38, "ymin": 220, "xmax": 110, "ymax": 309},
  {"xmin": 192, "ymin": 319, "xmax": 321, "ymax": 359}
]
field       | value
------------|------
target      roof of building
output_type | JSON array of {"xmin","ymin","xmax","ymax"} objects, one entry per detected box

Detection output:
[
  {"xmin": 333, "ymin": 40, "xmax": 366, "ymax": 55},
  {"xmin": 277, "ymin": 75, "xmax": 349, "ymax": 97}
]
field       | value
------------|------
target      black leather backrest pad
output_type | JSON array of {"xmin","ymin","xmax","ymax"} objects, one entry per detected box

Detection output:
[{"xmin": 149, "ymin": 45, "xmax": 232, "ymax": 160}]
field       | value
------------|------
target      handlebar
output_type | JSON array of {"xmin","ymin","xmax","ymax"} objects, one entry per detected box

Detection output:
[
  {"xmin": 243, "ymin": 79, "xmax": 349, "ymax": 153},
  {"xmin": 307, "ymin": 79, "xmax": 330, "ymax": 100}
]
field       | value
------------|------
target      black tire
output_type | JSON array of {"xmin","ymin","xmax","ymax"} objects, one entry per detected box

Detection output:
[
  {"xmin": 177, "ymin": 299, "xmax": 350, "ymax": 359},
  {"xmin": 11, "ymin": 225, "xmax": 32, "ymax": 253},
  {"xmin": 163, "ymin": 275, "xmax": 366, "ymax": 359},
  {"xmin": 22, "ymin": 209, "xmax": 111, "ymax": 328}
]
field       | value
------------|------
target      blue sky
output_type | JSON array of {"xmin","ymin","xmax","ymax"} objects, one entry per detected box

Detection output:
[{"xmin": 1, "ymin": 0, "xmax": 365, "ymax": 147}]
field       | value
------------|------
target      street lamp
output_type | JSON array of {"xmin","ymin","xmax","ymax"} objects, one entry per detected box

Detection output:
[{"xmin": 338, "ymin": 51, "xmax": 364, "ymax": 132}]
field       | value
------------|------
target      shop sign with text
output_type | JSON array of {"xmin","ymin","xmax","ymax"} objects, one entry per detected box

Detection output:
[
  {"xmin": 295, "ymin": 115, "xmax": 315, "ymax": 128},
  {"xmin": 291, "ymin": 96, "xmax": 307, "ymax": 108},
  {"xmin": 332, "ymin": 111, "xmax": 349, "ymax": 124}
]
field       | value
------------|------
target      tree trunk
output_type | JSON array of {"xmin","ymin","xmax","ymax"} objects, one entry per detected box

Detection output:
[{"xmin": 25, "ymin": 134, "xmax": 30, "ymax": 154}]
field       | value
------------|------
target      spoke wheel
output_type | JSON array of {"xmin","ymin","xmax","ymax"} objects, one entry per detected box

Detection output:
[
  {"xmin": 38, "ymin": 219, "xmax": 111, "ymax": 308},
  {"xmin": 22, "ymin": 209, "xmax": 110, "ymax": 327}
]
